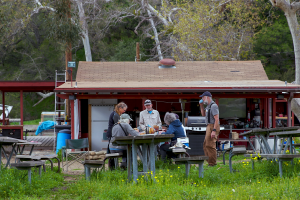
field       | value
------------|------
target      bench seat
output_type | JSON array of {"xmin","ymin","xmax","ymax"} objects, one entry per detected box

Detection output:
[
  {"xmin": 11, "ymin": 161, "xmax": 44, "ymax": 184},
  {"xmin": 173, "ymin": 156, "xmax": 208, "ymax": 178},
  {"xmin": 83, "ymin": 160, "xmax": 105, "ymax": 180}
]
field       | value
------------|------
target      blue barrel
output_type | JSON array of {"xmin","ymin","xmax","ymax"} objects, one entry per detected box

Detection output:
[{"xmin": 56, "ymin": 129, "xmax": 71, "ymax": 153}]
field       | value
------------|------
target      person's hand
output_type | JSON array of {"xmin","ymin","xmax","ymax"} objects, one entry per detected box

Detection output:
[{"xmin": 211, "ymin": 131, "xmax": 216, "ymax": 139}]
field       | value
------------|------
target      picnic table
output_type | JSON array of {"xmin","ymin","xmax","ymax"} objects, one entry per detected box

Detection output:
[
  {"xmin": 112, "ymin": 134, "xmax": 174, "ymax": 183},
  {"xmin": 15, "ymin": 142, "xmax": 42, "ymax": 155},
  {"xmin": 240, "ymin": 127, "xmax": 299, "ymax": 154},
  {"xmin": 0, "ymin": 137, "xmax": 25, "ymax": 169},
  {"xmin": 269, "ymin": 130, "xmax": 300, "ymax": 154}
]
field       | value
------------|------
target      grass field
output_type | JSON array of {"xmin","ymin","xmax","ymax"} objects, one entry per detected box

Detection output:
[
  {"xmin": 1, "ymin": 155, "xmax": 300, "ymax": 199},
  {"xmin": 10, "ymin": 119, "xmax": 41, "ymax": 125}
]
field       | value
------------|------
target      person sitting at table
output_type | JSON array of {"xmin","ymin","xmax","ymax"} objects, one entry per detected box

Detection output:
[
  {"xmin": 160, "ymin": 112, "xmax": 186, "ymax": 161},
  {"xmin": 110, "ymin": 113, "xmax": 140, "ymax": 169}
]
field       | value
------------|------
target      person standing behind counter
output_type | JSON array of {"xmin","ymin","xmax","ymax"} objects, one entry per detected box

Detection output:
[
  {"xmin": 139, "ymin": 99, "xmax": 162, "ymax": 131},
  {"xmin": 199, "ymin": 91, "xmax": 220, "ymax": 167}
]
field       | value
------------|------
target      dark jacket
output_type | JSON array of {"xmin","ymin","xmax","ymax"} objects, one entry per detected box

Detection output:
[
  {"xmin": 107, "ymin": 111, "xmax": 120, "ymax": 139},
  {"xmin": 164, "ymin": 119, "xmax": 185, "ymax": 141}
]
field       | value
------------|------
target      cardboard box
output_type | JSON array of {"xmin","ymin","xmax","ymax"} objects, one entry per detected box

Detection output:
[{"xmin": 232, "ymin": 132, "xmax": 239, "ymax": 140}]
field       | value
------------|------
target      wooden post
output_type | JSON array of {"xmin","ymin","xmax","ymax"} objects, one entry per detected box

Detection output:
[
  {"xmin": 20, "ymin": 90, "xmax": 23, "ymax": 138},
  {"xmin": 272, "ymin": 98, "xmax": 276, "ymax": 128},
  {"xmin": 264, "ymin": 98, "xmax": 268, "ymax": 128},
  {"xmin": 136, "ymin": 42, "xmax": 140, "ymax": 62},
  {"xmin": 287, "ymin": 99, "xmax": 291, "ymax": 127},
  {"xmin": 2, "ymin": 91, "xmax": 5, "ymax": 125}
]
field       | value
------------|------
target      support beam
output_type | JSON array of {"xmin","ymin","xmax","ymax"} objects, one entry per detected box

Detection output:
[
  {"xmin": 20, "ymin": 90, "xmax": 23, "ymax": 138},
  {"xmin": 2, "ymin": 91, "xmax": 5, "ymax": 125},
  {"xmin": 264, "ymin": 98, "xmax": 268, "ymax": 128},
  {"xmin": 287, "ymin": 100, "xmax": 291, "ymax": 127},
  {"xmin": 70, "ymin": 100, "xmax": 74, "ymax": 139},
  {"xmin": 272, "ymin": 98, "xmax": 276, "ymax": 128}
]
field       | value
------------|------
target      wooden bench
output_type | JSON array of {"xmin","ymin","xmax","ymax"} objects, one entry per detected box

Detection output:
[
  {"xmin": 173, "ymin": 156, "xmax": 208, "ymax": 178},
  {"xmin": 103, "ymin": 153, "xmax": 123, "ymax": 169},
  {"xmin": 83, "ymin": 160, "xmax": 105, "ymax": 180},
  {"xmin": 172, "ymin": 147, "xmax": 189, "ymax": 158},
  {"xmin": 15, "ymin": 155, "xmax": 46, "ymax": 172},
  {"xmin": 10, "ymin": 161, "xmax": 44, "ymax": 184},
  {"xmin": 223, "ymin": 146, "xmax": 248, "ymax": 173},
  {"xmin": 244, "ymin": 154, "xmax": 300, "ymax": 177}
]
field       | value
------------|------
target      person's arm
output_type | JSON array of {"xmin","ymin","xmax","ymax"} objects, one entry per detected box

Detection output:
[
  {"xmin": 113, "ymin": 113, "xmax": 120, "ymax": 124},
  {"xmin": 211, "ymin": 114, "xmax": 219, "ymax": 139},
  {"xmin": 139, "ymin": 112, "xmax": 146, "ymax": 130},
  {"xmin": 200, "ymin": 103, "xmax": 205, "ymax": 116},
  {"xmin": 125, "ymin": 124, "xmax": 140, "ymax": 136},
  {"xmin": 164, "ymin": 125, "xmax": 175, "ymax": 135},
  {"xmin": 210, "ymin": 104, "xmax": 219, "ymax": 139}
]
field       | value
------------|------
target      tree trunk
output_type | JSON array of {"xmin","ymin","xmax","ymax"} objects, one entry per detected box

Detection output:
[
  {"xmin": 147, "ymin": 10, "xmax": 163, "ymax": 60},
  {"xmin": 285, "ymin": 10, "xmax": 300, "ymax": 84},
  {"xmin": 77, "ymin": 0, "xmax": 92, "ymax": 62}
]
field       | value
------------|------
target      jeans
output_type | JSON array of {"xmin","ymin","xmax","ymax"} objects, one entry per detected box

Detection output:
[{"xmin": 110, "ymin": 149, "xmax": 127, "ymax": 163}]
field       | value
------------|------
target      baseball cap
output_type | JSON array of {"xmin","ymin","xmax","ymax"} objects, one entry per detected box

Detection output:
[
  {"xmin": 199, "ymin": 91, "xmax": 212, "ymax": 97},
  {"xmin": 120, "ymin": 113, "xmax": 133, "ymax": 121},
  {"xmin": 144, "ymin": 99, "xmax": 152, "ymax": 105}
]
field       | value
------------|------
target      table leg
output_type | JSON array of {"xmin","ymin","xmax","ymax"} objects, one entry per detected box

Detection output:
[
  {"xmin": 273, "ymin": 136, "xmax": 277, "ymax": 154},
  {"xmin": 289, "ymin": 136, "xmax": 293, "ymax": 154},
  {"xmin": 29, "ymin": 145, "xmax": 34, "ymax": 155},
  {"xmin": 256, "ymin": 136, "xmax": 266, "ymax": 154},
  {"xmin": 21, "ymin": 145, "xmax": 26, "ymax": 154},
  {"xmin": 283, "ymin": 139, "xmax": 289, "ymax": 154},
  {"xmin": 261, "ymin": 135, "xmax": 272, "ymax": 154},
  {"xmin": 185, "ymin": 163, "xmax": 190, "ymax": 177},
  {"xmin": 142, "ymin": 144, "xmax": 148, "ymax": 172},
  {"xmin": 149, "ymin": 142, "xmax": 155, "ymax": 177},
  {"xmin": 132, "ymin": 144, "xmax": 138, "ymax": 182},
  {"xmin": 28, "ymin": 168, "xmax": 32, "ymax": 184},
  {"xmin": 278, "ymin": 139, "xmax": 284, "ymax": 154},
  {"xmin": 199, "ymin": 161, "xmax": 204, "ymax": 178},
  {"xmin": 127, "ymin": 144, "xmax": 132, "ymax": 182},
  {"xmin": 247, "ymin": 137, "xmax": 256, "ymax": 153},
  {"xmin": 5, "ymin": 144, "xmax": 16, "ymax": 168},
  {"xmin": 278, "ymin": 160, "xmax": 283, "ymax": 178}
]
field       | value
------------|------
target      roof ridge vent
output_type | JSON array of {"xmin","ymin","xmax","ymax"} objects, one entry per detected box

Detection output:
[{"xmin": 158, "ymin": 58, "xmax": 176, "ymax": 69}]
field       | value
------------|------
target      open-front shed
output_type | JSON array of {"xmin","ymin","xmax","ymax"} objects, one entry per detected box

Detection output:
[{"xmin": 55, "ymin": 60, "xmax": 300, "ymax": 151}]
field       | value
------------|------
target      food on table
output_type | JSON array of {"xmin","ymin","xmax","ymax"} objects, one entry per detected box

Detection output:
[
  {"xmin": 149, "ymin": 127, "xmax": 155, "ymax": 134},
  {"xmin": 153, "ymin": 125, "xmax": 159, "ymax": 131},
  {"xmin": 133, "ymin": 128, "xmax": 139, "ymax": 132},
  {"xmin": 139, "ymin": 132, "xmax": 146, "ymax": 135}
]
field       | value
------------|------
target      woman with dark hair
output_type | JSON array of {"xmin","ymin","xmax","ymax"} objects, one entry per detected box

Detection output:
[
  {"xmin": 106, "ymin": 102, "xmax": 128, "ymax": 140},
  {"xmin": 160, "ymin": 112, "xmax": 185, "ymax": 161}
]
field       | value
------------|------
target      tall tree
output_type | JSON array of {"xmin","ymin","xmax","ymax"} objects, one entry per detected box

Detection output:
[{"xmin": 268, "ymin": 0, "xmax": 300, "ymax": 84}]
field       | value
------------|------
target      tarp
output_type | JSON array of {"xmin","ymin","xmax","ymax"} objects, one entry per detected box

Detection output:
[{"xmin": 35, "ymin": 121, "xmax": 56, "ymax": 135}]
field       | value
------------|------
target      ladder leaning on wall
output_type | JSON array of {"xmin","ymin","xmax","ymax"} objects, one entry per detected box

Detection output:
[{"xmin": 54, "ymin": 70, "xmax": 67, "ymax": 151}]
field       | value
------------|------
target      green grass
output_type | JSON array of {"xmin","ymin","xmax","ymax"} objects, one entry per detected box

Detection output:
[
  {"xmin": 10, "ymin": 119, "xmax": 40, "ymax": 125},
  {"xmin": 2, "ymin": 156, "xmax": 300, "ymax": 199}
]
